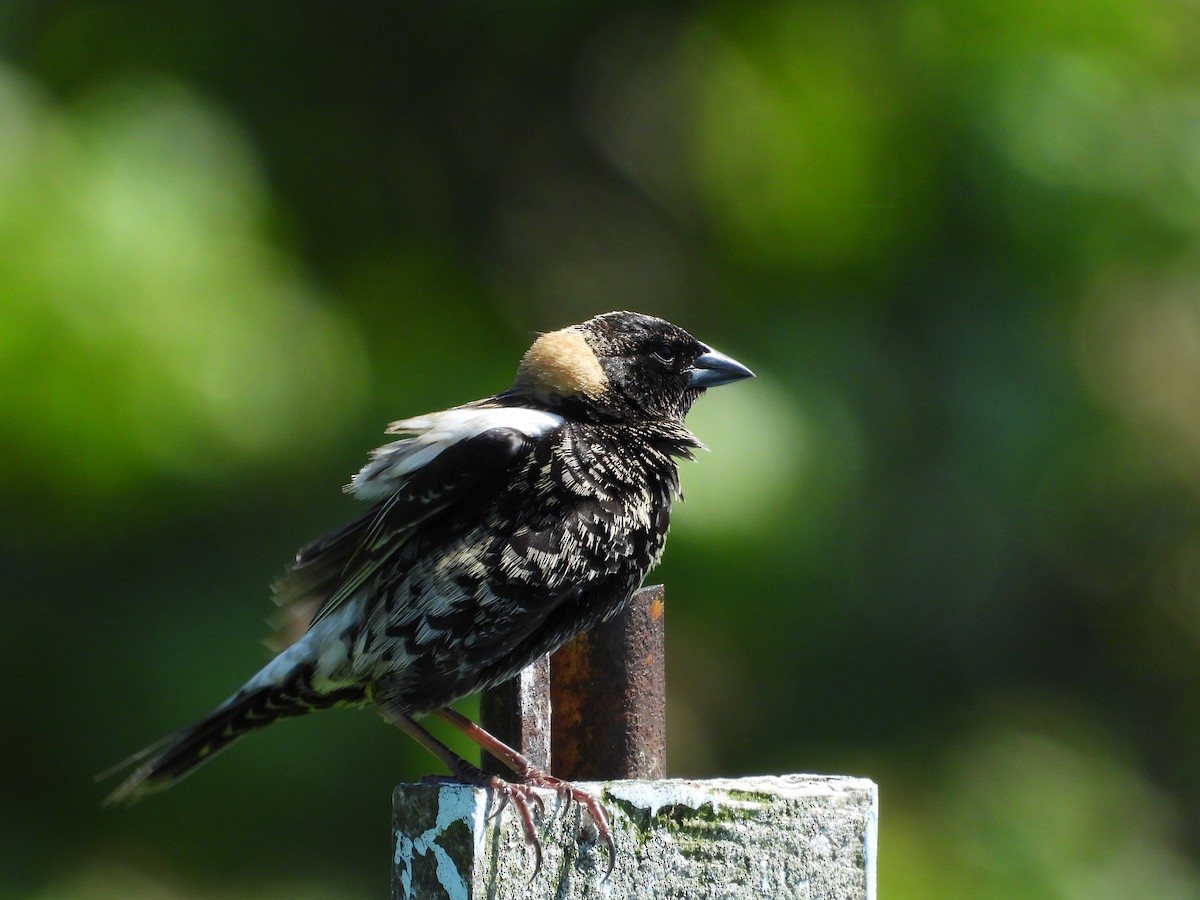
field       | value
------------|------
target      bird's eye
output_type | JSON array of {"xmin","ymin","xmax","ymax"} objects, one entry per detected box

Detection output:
[{"xmin": 651, "ymin": 343, "xmax": 676, "ymax": 365}]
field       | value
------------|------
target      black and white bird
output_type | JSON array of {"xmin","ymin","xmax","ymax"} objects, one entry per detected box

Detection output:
[{"xmin": 104, "ymin": 310, "xmax": 753, "ymax": 872}]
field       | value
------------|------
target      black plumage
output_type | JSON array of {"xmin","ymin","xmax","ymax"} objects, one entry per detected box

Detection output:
[{"xmin": 103, "ymin": 310, "xmax": 753, "ymax": 871}]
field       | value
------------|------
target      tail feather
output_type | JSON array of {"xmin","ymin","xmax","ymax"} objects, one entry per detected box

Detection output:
[{"xmin": 102, "ymin": 679, "xmax": 365, "ymax": 805}]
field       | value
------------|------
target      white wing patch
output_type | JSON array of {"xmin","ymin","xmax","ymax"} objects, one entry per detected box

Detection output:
[{"xmin": 347, "ymin": 406, "xmax": 564, "ymax": 500}]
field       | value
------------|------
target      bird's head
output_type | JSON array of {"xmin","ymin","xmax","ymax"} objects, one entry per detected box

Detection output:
[{"xmin": 512, "ymin": 311, "xmax": 754, "ymax": 422}]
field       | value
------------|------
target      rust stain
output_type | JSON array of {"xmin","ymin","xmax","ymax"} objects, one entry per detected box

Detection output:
[
  {"xmin": 649, "ymin": 595, "xmax": 665, "ymax": 620},
  {"xmin": 549, "ymin": 584, "xmax": 667, "ymax": 780}
]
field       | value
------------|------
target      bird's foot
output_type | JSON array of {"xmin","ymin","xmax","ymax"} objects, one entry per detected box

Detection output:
[
  {"xmin": 427, "ymin": 707, "xmax": 617, "ymax": 878},
  {"xmin": 514, "ymin": 768, "xmax": 615, "ymax": 880},
  {"xmin": 425, "ymin": 760, "xmax": 548, "ymax": 875},
  {"xmin": 425, "ymin": 761, "xmax": 614, "ymax": 880}
]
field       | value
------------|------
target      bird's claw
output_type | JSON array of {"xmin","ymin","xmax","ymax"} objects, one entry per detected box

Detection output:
[
  {"xmin": 441, "ymin": 757, "xmax": 614, "ymax": 880},
  {"xmin": 485, "ymin": 777, "xmax": 616, "ymax": 880},
  {"xmin": 482, "ymin": 775, "xmax": 546, "ymax": 876},
  {"xmin": 515, "ymin": 772, "xmax": 616, "ymax": 881}
]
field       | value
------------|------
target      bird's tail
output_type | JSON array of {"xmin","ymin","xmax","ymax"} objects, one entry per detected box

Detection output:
[{"xmin": 101, "ymin": 672, "xmax": 365, "ymax": 805}]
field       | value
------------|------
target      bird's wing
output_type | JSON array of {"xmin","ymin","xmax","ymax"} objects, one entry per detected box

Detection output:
[{"xmin": 273, "ymin": 407, "xmax": 564, "ymax": 636}]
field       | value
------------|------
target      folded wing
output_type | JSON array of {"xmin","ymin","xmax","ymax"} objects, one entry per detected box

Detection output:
[{"xmin": 273, "ymin": 406, "xmax": 564, "ymax": 636}]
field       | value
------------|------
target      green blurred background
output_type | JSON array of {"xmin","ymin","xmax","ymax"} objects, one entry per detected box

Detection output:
[{"xmin": 4, "ymin": 1, "xmax": 1200, "ymax": 897}]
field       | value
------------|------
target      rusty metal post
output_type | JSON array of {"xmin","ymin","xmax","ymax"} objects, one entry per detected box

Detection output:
[
  {"xmin": 550, "ymin": 584, "xmax": 666, "ymax": 780},
  {"xmin": 478, "ymin": 584, "xmax": 666, "ymax": 780},
  {"xmin": 479, "ymin": 652, "xmax": 551, "ymax": 775}
]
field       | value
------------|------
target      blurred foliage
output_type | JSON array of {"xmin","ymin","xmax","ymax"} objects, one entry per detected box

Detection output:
[
  {"xmin": 0, "ymin": 71, "xmax": 366, "ymax": 503},
  {"xmin": 3, "ymin": 1, "xmax": 1200, "ymax": 897}
]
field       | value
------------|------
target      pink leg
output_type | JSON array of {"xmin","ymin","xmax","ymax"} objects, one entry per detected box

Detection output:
[
  {"xmin": 380, "ymin": 709, "xmax": 546, "ymax": 874},
  {"xmin": 433, "ymin": 707, "xmax": 615, "ymax": 879}
]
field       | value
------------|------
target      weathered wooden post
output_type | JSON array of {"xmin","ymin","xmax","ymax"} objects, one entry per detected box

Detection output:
[{"xmin": 392, "ymin": 585, "xmax": 878, "ymax": 898}]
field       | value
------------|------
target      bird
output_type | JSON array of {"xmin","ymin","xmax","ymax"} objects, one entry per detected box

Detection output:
[{"xmin": 102, "ymin": 310, "xmax": 754, "ymax": 875}]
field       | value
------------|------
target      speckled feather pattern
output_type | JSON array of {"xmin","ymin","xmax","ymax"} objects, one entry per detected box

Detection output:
[{"xmin": 337, "ymin": 412, "xmax": 699, "ymax": 714}]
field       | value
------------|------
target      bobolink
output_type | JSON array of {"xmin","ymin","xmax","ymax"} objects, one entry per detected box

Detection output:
[{"xmin": 104, "ymin": 310, "xmax": 753, "ymax": 873}]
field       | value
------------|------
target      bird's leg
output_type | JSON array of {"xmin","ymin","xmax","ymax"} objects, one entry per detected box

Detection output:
[
  {"xmin": 434, "ymin": 707, "xmax": 616, "ymax": 879},
  {"xmin": 380, "ymin": 710, "xmax": 544, "ymax": 874}
]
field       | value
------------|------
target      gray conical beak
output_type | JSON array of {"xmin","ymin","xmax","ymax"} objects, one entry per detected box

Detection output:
[{"xmin": 689, "ymin": 346, "xmax": 755, "ymax": 388}]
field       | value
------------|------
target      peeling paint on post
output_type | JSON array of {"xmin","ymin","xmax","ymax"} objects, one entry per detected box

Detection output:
[
  {"xmin": 392, "ymin": 775, "xmax": 878, "ymax": 899},
  {"xmin": 393, "ymin": 784, "xmax": 491, "ymax": 900}
]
